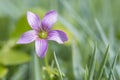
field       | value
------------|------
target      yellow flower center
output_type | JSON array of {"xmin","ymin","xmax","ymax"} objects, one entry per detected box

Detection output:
[{"xmin": 39, "ymin": 31, "xmax": 48, "ymax": 39}]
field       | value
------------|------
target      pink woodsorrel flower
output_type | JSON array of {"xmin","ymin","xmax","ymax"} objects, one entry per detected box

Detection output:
[{"xmin": 17, "ymin": 10, "xmax": 68, "ymax": 58}]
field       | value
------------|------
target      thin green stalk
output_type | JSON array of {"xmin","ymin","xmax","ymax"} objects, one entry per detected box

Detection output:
[
  {"xmin": 54, "ymin": 52, "xmax": 63, "ymax": 80},
  {"xmin": 33, "ymin": 52, "xmax": 41, "ymax": 80},
  {"xmin": 44, "ymin": 55, "xmax": 49, "ymax": 67},
  {"xmin": 44, "ymin": 54, "xmax": 51, "ymax": 77}
]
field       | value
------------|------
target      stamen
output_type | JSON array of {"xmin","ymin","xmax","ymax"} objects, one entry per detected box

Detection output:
[{"xmin": 39, "ymin": 31, "xmax": 48, "ymax": 39}]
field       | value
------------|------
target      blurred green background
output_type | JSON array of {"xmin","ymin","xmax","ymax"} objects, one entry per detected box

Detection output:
[{"xmin": 0, "ymin": 0, "xmax": 120, "ymax": 80}]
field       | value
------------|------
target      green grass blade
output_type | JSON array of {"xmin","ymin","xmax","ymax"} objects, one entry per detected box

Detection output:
[
  {"xmin": 102, "ymin": 0, "xmax": 114, "ymax": 46},
  {"xmin": 59, "ymin": 16, "xmax": 83, "ymax": 43},
  {"xmin": 58, "ymin": 0, "xmax": 95, "ymax": 38},
  {"xmin": 114, "ymin": 65, "xmax": 120, "ymax": 80},
  {"xmin": 111, "ymin": 70, "xmax": 116, "ymax": 80},
  {"xmin": 95, "ymin": 19, "xmax": 108, "ymax": 45},
  {"xmin": 104, "ymin": 66, "xmax": 109, "ymax": 78},
  {"xmin": 72, "ymin": 41, "xmax": 83, "ymax": 80},
  {"xmin": 84, "ymin": 65, "xmax": 89, "ymax": 80},
  {"xmin": 88, "ymin": 45, "xmax": 96, "ymax": 80},
  {"xmin": 97, "ymin": 45, "xmax": 109, "ymax": 80},
  {"xmin": 108, "ymin": 53, "xmax": 118, "ymax": 80},
  {"xmin": 10, "ymin": 65, "xmax": 28, "ymax": 80},
  {"xmin": 95, "ymin": 19, "xmax": 114, "ymax": 59},
  {"xmin": 53, "ymin": 52, "xmax": 63, "ymax": 80}
]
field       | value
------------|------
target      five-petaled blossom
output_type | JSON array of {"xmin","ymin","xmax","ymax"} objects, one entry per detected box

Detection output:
[{"xmin": 17, "ymin": 10, "xmax": 68, "ymax": 58}]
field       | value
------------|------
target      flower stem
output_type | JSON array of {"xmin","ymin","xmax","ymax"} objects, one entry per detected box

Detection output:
[
  {"xmin": 33, "ymin": 51, "xmax": 41, "ymax": 80},
  {"xmin": 44, "ymin": 55, "xmax": 49, "ymax": 67},
  {"xmin": 53, "ymin": 51, "xmax": 63, "ymax": 80}
]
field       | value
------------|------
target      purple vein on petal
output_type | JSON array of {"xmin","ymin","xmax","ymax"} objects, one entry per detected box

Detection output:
[
  {"xmin": 27, "ymin": 11, "xmax": 41, "ymax": 31},
  {"xmin": 17, "ymin": 30, "xmax": 37, "ymax": 44},
  {"xmin": 35, "ymin": 39, "xmax": 48, "ymax": 58},
  {"xmin": 42, "ymin": 10, "xmax": 58, "ymax": 30},
  {"xmin": 47, "ymin": 30, "xmax": 68, "ymax": 44}
]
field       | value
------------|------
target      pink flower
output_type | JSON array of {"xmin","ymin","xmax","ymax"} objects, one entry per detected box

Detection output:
[{"xmin": 17, "ymin": 10, "xmax": 68, "ymax": 58}]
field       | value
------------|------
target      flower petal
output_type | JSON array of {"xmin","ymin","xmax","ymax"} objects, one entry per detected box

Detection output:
[
  {"xmin": 17, "ymin": 30, "xmax": 37, "ymax": 44},
  {"xmin": 42, "ymin": 10, "xmax": 58, "ymax": 30},
  {"xmin": 35, "ymin": 39, "xmax": 48, "ymax": 58},
  {"xmin": 47, "ymin": 30, "xmax": 68, "ymax": 44},
  {"xmin": 27, "ymin": 11, "xmax": 41, "ymax": 31}
]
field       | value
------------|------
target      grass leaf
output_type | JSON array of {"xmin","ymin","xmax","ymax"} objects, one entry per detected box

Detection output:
[
  {"xmin": 72, "ymin": 40, "xmax": 83, "ymax": 80},
  {"xmin": 97, "ymin": 45, "xmax": 109, "ymax": 80},
  {"xmin": 88, "ymin": 45, "xmax": 96, "ymax": 80},
  {"xmin": 0, "ymin": 50, "xmax": 31, "ymax": 65},
  {"xmin": 108, "ymin": 52, "xmax": 118, "ymax": 80},
  {"xmin": 95, "ymin": 19, "xmax": 108, "ymax": 45},
  {"xmin": 0, "ymin": 66, "xmax": 8, "ymax": 78},
  {"xmin": 84, "ymin": 65, "xmax": 89, "ymax": 80}
]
